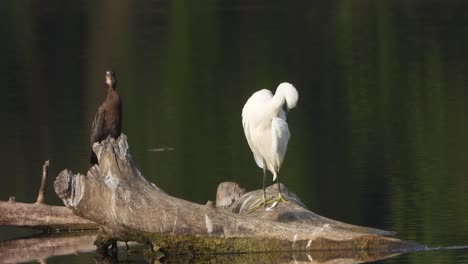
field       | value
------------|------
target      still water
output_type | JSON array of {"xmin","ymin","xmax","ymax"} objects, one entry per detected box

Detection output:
[{"xmin": 1, "ymin": 0, "xmax": 468, "ymax": 263}]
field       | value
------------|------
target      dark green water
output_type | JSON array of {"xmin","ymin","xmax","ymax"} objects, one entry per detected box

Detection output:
[{"xmin": 1, "ymin": 1, "xmax": 468, "ymax": 263}]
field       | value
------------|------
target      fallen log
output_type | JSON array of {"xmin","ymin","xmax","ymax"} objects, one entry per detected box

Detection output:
[
  {"xmin": 53, "ymin": 134, "xmax": 422, "ymax": 255},
  {"xmin": 0, "ymin": 160, "xmax": 98, "ymax": 231},
  {"xmin": 0, "ymin": 200, "xmax": 97, "ymax": 231}
]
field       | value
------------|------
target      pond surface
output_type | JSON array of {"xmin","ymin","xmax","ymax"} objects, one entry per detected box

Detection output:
[{"xmin": 1, "ymin": 1, "xmax": 468, "ymax": 263}]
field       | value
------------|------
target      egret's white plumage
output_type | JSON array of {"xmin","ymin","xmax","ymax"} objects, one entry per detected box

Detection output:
[{"xmin": 242, "ymin": 82, "xmax": 298, "ymax": 208}]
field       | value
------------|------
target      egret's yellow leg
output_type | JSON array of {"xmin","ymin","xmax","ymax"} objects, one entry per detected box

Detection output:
[
  {"xmin": 248, "ymin": 167, "xmax": 273, "ymax": 212},
  {"xmin": 276, "ymin": 191, "xmax": 289, "ymax": 203},
  {"xmin": 274, "ymin": 173, "xmax": 290, "ymax": 205}
]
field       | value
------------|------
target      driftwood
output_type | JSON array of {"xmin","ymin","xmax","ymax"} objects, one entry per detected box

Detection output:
[
  {"xmin": 0, "ymin": 160, "xmax": 97, "ymax": 231},
  {"xmin": 0, "ymin": 200, "xmax": 97, "ymax": 231},
  {"xmin": 35, "ymin": 160, "xmax": 49, "ymax": 204},
  {"xmin": 52, "ymin": 134, "xmax": 421, "ymax": 255}
]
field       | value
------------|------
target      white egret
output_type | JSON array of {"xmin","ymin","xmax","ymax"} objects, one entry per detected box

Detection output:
[{"xmin": 242, "ymin": 82, "xmax": 298, "ymax": 210}]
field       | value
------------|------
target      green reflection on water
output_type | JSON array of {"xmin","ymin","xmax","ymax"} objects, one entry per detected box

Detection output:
[{"xmin": 2, "ymin": 1, "xmax": 468, "ymax": 263}]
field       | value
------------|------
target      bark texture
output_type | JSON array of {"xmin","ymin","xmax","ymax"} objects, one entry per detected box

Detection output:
[{"xmin": 53, "ymin": 134, "xmax": 421, "ymax": 254}]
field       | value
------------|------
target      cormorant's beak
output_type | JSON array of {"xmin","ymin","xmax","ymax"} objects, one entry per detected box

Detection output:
[{"xmin": 105, "ymin": 72, "xmax": 115, "ymax": 87}]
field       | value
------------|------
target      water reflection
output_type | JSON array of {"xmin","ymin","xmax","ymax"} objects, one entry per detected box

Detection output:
[
  {"xmin": 1, "ymin": 1, "xmax": 468, "ymax": 263},
  {"xmin": 2, "ymin": 231, "xmax": 468, "ymax": 263},
  {"xmin": 0, "ymin": 232, "xmax": 404, "ymax": 264},
  {"xmin": 162, "ymin": 251, "xmax": 403, "ymax": 264},
  {"xmin": 0, "ymin": 232, "xmax": 98, "ymax": 263}
]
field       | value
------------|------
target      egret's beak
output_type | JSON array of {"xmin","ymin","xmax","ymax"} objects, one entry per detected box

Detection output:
[{"xmin": 285, "ymin": 107, "xmax": 290, "ymax": 117}]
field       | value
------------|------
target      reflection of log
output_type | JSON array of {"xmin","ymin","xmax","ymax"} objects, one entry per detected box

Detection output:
[
  {"xmin": 0, "ymin": 200, "xmax": 97, "ymax": 230},
  {"xmin": 163, "ymin": 250, "xmax": 403, "ymax": 264},
  {"xmin": 53, "ymin": 134, "xmax": 421, "ymax": 255},
  {"xmin": 0, "ymin": 232, "xmax": 403, "ymax": 264},
  {"xmin": 0, "ymin": 232, "xmax": 137, "ymax": 263},
  {"xmin": 0, "ymin": 232, "xmax": 97, "ymax": 263}
]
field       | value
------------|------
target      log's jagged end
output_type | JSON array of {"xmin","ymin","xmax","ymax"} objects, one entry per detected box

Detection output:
[
  {"xmin": 54, "ymin": 169, "xmax": 84, "ymax": 210},
  {"xmin": 91, "ymin": 133, "xmax": 153, "ymax": 187},
  {"xmin": 54, "ymin": 169, "xmax": 73, "ymax": 201},
  {"xmin": 92, "ymin": 133, "xmax": 130, "ymax": 166}
]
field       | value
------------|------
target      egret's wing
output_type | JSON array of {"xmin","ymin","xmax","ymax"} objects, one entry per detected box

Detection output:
[
  {"xmin": 242, "ymin": 119, "xmax": 264, "ymax": 168},
  {"xmin": 242, "ymin": 89, "xmax": 274, "ymax": 169},
  {"xmin": 271, "ymin": 116, "xmax": 290, "ymax": 178},
  {"xmin": 90, "ymin": 108, "xmax": 106, "ymax": 145}
]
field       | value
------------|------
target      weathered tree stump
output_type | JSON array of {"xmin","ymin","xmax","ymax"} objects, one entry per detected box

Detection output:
[{"xmin": 53, "ymin": 134, "xmax": 421, "ymax": 255}]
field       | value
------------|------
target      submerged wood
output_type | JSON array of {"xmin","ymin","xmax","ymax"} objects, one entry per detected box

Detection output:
[{"xmin": 53, "ymin": 134, "xmax": 421, "ymax": 254}]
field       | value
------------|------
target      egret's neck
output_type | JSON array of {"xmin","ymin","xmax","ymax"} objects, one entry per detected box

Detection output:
[{"xmin": 270, "ymin": 90, "xmax": 286, "ymax": 115}]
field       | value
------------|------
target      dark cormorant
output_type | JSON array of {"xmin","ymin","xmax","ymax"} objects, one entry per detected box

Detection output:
[{"xmin": 90, "ymin": 70, "xmax": 122, "ymax": 165}]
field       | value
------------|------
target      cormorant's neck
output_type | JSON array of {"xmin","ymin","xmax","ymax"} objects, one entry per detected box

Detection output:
[{"xmin": 105, "ymin": 84, "xmax": 115, "ymax": 94}]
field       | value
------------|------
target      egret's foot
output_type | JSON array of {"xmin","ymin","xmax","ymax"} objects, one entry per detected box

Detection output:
[
  {"xmin": 266, "ymin": 193, "xmax": 290, "ymax": 211},
  {"xmin": 276, "ymin": 192, "xmax": 290, "ymax": 204},
  {"xmin": 248, "ymin": 196, "xmax": 274, "ymax": 213}
]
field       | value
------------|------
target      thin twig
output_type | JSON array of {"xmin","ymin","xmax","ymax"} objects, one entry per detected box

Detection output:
[{"xmin": 35, "ymin": 160, "xmax": 50, "ymax": 204}]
